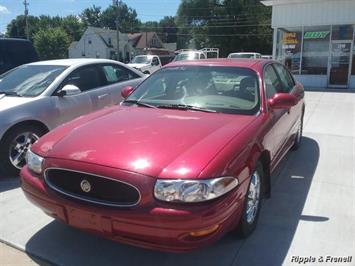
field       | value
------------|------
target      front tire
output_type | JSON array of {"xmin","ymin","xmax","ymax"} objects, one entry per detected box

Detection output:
[
  {"xmin": 0, "ymin": 125, "xmax": 45, "ymax": 177},
  {"xmin": 292, "ymin": 115, "xmax": 303, "ymax": 151},
  {"xmin": 238, "ymin": 162, "xmax": 264, "ymax": 238}
]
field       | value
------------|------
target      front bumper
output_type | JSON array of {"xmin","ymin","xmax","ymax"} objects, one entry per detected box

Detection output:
[{"xmin": 20, "ymin": 161, "xmax": 246, "ymax": 252}]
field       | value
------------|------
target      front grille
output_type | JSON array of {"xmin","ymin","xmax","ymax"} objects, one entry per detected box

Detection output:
[{"xmin": 44, "ymin": 168, "xmax": 140, "ymax": 207}]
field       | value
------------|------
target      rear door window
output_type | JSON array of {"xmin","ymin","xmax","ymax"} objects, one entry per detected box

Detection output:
[{"xmin": 100, "ymin": 64, "xmax": 140, "ymax": 85}]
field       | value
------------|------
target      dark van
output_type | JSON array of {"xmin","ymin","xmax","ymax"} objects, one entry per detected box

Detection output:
[{"xmin": 0, "ymin": 38, "xmax": 38, "ymax": 74}]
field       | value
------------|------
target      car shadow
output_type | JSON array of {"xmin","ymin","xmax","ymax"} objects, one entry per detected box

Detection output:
[
  {"xmin": 24, "ymin": 137, "xmax": 320, "ymax": 266},
  {"xmin": 0, "ymin": 177, "xmax": 20, "ymax": 193}
]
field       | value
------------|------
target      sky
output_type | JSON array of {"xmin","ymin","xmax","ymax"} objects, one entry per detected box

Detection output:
[{"xmin": 0, "ymin": 0, "xmax": 181, "ymax": 33}]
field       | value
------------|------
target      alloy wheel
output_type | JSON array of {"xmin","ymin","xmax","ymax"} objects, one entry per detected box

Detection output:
[
  {"xmin": 246, "ymin": 171, "xmax": 261, "ymax": 224},
  {"xmin": 9, "ymin": 132, "xmax": 39, "ymax": 169}
]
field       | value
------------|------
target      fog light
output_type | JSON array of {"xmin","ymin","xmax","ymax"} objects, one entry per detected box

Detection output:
[{"xmin": 189, "ymin": 224, "xmax": 219, "ymax": 237}]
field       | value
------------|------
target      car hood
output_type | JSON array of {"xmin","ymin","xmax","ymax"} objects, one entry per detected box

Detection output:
[
  {"xmin": 0, "ymin": 95, "xmax": 37, "ymax": 111},
  {"xmin": 127, "ymin": 63, "xmax": 149, "ymax": 69},
  {"xmin": 38, "ymin": 106, "xmax": 256, "ymax": 178}
]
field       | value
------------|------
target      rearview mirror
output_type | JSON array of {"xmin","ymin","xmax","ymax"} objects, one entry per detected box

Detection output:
[
  {"xmin": 58, "ymin": 84, "xmax": 81, "ymax": 97},
  {"xmin": 268, "ymin": 93, "xmax": 298, "ymax": 110},
  {"xmin": 121, "ymin": 86, "xmax": 134, "ymax": 99}
]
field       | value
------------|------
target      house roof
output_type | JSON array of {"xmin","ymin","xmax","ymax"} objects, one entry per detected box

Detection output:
[
  {"xmin": 128, "ymin": 32, "xmax": 163, "ymax": 49},
  {"xmin": 87, "ymin": 26, "xmax": 117, "ymax": 48},
  {"xmin": 69, "ymin": 41, "xmax": 78, "ymax": 50}
]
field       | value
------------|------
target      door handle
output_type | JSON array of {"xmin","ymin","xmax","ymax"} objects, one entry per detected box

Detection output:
[{"xmin": 98, "ymin": 94, "xmax": 108, "ymax": 99}]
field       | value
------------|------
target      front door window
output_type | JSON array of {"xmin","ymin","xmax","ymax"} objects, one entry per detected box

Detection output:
[{"xmin": 329, "ymin": 41, "xmax": 352, "ymax": 86}]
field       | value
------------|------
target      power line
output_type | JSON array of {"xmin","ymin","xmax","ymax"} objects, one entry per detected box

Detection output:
[{"xmin": 139, "ymin": 23, "xmax": 271, "ymax": 30}]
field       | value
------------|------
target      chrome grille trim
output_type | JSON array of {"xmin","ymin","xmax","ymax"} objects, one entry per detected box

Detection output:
[{"xmin": 44, "ymin": 167, "xmax": 141, "ymax": 207}]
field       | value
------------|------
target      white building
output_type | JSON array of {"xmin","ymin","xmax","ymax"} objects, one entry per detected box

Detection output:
[
  {"xmin": 262, "ymin": 0, "xmax": 355, "ymax": 89},
  {"xmin": 69, "ymin": 27, "xmax": 134, "ymax": 62}
]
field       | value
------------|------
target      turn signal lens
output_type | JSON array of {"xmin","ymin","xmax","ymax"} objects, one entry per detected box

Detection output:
[{"xmin": 189, "ymin": 224, "xmax": 220, "ymax": 237}]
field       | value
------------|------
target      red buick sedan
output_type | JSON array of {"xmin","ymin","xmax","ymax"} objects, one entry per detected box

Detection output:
[{"xmin": 21, "ymin": 59, "xmax": 305, "ymax": 252}]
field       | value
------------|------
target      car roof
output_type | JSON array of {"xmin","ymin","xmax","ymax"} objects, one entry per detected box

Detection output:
[
  {"xmin": 166, "ymin": 58, "xmax": 269, "ymax": 69},
  {"xmin": 27, "ymin": 58, "xmax": 121, "ymax": 67}
]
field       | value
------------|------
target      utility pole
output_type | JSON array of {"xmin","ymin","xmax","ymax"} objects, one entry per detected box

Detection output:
[
  {"xmin": 23, "ymin": 0, "xmax": 29, "ymax": 39},
  {"xmin": 112, "ymin": 0, "xmax": 120, "ymax": 61}
]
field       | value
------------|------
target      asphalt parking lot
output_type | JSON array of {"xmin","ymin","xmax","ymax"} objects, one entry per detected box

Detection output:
[{"xmin": 0, "ymin": 91, "xmax": 354, "ymax": 266}]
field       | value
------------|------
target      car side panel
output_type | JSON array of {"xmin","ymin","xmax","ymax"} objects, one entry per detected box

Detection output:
[{"xmin": 90, "ymin": 78, "xmax": 144, "ymax": 111}]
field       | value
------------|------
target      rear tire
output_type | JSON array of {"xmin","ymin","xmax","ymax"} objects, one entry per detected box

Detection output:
[
  {"xmin": 0, "ymin": 125, "xmax": 46, "ymax": 177},
  {"xmin": 238, "ymin": 162, "xmax": 264, "ymax": 238}
]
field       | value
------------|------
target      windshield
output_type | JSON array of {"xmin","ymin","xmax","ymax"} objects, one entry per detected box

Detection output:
[
  {"xmin": 174, "ymin": 53, "xmax": 200, "ymax": 61},
  {"xmin": 131, "ymin": 56, "xmax": 151, "ymax": 64},
  {"xmin": 124, "ymin": 66, "xmax": 260, "ymax": 115},
  {"xmin": 229, "ymin": 54, "xmax": 255, "ymax": 59},
  {"xmin": 0, "ymin": 65, "xmax": 67, "ymax": 97}
]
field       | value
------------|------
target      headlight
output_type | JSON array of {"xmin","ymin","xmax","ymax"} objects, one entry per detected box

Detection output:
[
  {"xmin": 154, "ymin": 177, "xmax": 238, "ymax": 203},
  {"xmin": 26, "ymin": 149, "xmax": 44, "ymax": 174}
]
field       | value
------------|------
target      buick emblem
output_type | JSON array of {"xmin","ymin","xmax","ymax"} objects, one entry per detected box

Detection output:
[{"xmin": 80, "ymin": 179, "xmax": 91, "ymax": 193}]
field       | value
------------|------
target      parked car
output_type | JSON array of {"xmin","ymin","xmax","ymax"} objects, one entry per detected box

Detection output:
[
  {"xmin": 0, "ymin": 58, "xmax": 145, "ymax": 176},
  {"xmin": 127, "ymin": 55, "xmax": 162, "ymax": 74},
  {"xmin": 0, "ymin": 38, "xmax": 39, "ymax": 75},
  {"xmin": 262, "ymin": 55, "xmax": 273, "ymax": 60},
  {"xmin": 21, "ymin": 59, "xmax": 305, "ymax": 252},
  {"xmin": 228, "ymin": 52, "xmax": 262, "ymax": 59},
  {"xmin": 173, "ymin": 50, "xmax": 207, "ymax": 61}
]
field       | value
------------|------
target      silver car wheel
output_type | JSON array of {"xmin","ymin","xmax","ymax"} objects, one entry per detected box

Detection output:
[
  {"xmin": 9, "ymin": 132, "xmax": 39, "ymax": 169},
  {"xmin": 246, "ymin": 171, "xmax": 261, "ymax": 224}
]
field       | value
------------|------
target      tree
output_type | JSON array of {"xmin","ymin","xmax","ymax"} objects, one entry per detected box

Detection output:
[
  {"xmin": 33, "ymin": 27, "xmax": 70, "ymax": 60},
  {"xmin": 140, "ymin": 17, "xmax": 178, "ymax": 43},
  {"xmin": 6, "ymin": 14, "xmax": 84, "ymax": 43},
  {"xmin": 80, "ymin": 4, "xmax": 140, "ymax": 33},
  {"xmin": 6, "ymin": 15, "xmax": 39, "ymax": 40},
  {"xmin": 101, "ymin": 4, "xmax": 140, "ymax": 33},
  {"xmin": 176, "ymin": 0, "xmax": 272, "ymax": 55},
  {"xmin": 80, "ymin": 5, "xmax": 102, "ymax": 27},
  {"xmin": 61, "ymin": 15, "xmax": 85, "ymax": 42}
]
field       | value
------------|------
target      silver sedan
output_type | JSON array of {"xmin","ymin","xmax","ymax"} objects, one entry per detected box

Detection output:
[{"xmin": 0, "ymin": 58, "xmax": 145, "ymax": 176}]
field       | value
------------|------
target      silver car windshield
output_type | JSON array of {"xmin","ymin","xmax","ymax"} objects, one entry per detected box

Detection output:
[{"xmin": 0, "ymin": 65, "xmax": 67, "ymax": 97}]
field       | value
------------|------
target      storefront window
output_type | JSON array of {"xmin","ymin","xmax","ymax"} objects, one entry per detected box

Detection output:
[
  {"xmin": 332, "ymin": 25, "xmax": 353, "ymax": 41},
  {"xmin": 276, "ymin": 27, "xmax": 302, "ymax": 75},
  {"xmin": 302, "ymin": 26, "xmax": 330, "ymax": 75},
  {"xmin": 352, "ymin": 26, "xmax": 355, "ymax": 75}
]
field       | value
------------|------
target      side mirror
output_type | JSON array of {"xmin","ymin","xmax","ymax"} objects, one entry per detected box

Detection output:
[
  {"xmin": 58, "ymin": 84, "xmax": 81, "ymax": 97},
  {"xmin": 268, "ymin": 93, "xmax": 298, "ymax": 110},
  {"xmin": 121, "ymin": 86, "xmax": 134, "ymax": 99}
]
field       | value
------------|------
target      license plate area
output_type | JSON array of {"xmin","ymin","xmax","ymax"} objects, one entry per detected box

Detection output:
[{"xmin": 67, "ymin": 207, "xmax": 103, "ymax": 232}]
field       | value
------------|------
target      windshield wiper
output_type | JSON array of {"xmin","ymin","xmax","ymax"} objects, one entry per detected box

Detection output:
[
  {"xmin": 123, "ymin": 99, "xmax": 157, "ymax": 109},
  {"xmin": 0, "ymin": 91, "xmax": 22, "ymax": 97},
  {"xmin": 157, "ymin": 104, "xmax": 217, "ymax": 113}
]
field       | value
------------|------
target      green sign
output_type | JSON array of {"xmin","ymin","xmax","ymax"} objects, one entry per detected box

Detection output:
[{"xmin": 304, "ymin": 31, "xmax": 330, "ymax": 39}]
